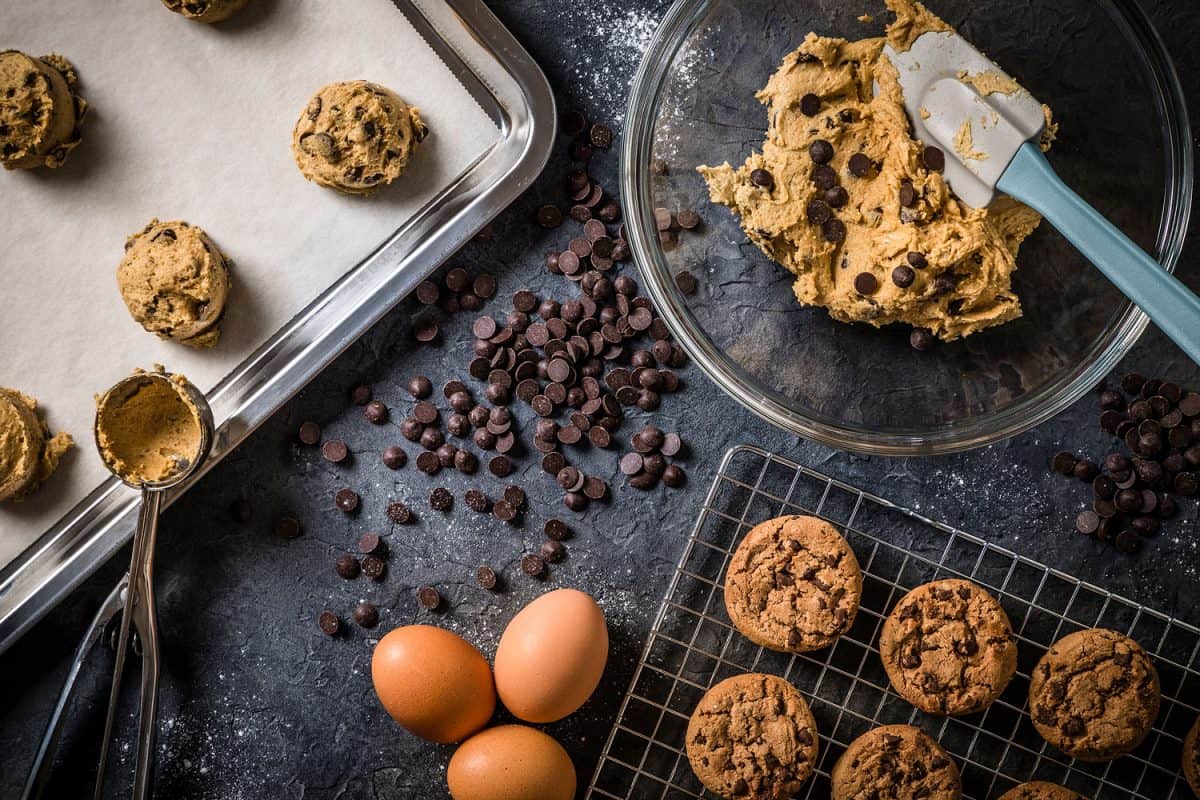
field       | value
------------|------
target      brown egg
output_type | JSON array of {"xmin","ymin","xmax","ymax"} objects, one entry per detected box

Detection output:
[
  {"xmin": 494, "ymin": 588, "xmax": 608, "ymax": 723},
  {"xmin": 371, "ymin": 625, "xmax": 495, "ymax": 743},
  {"xmin": 447, "ymin": 725, "xmax": 575, "ymax": 800}
]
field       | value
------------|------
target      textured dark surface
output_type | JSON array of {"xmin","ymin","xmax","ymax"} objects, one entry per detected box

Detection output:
[{"xmin": 2, "ymin": 0, "xmax": 1199, "ymax": 798}]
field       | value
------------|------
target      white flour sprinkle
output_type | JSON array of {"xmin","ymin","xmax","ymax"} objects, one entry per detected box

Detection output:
[{"xmin": 566, "ymin": 7, "xmax": 660, "ymax": 124}]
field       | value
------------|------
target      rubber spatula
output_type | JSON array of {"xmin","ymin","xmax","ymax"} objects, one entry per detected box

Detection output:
[{"xmin": 882, "ymin": 32, "xmax": 1200, "ymax": 363}]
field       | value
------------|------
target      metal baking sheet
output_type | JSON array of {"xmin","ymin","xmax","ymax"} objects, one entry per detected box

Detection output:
[{"xmin": 0, "ymin": 0, "xmax": 555, "ymax": 653}]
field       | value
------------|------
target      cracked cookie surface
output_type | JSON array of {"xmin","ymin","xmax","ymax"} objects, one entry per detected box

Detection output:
[
  {"xmin": 117, "ymin": 219, "xmax": 231, "ymax": 348},
  {"xmin": 292, "ymin": 80, "xmax": 428, "ymax": 196},
  {"xmin": 0, "ymin": 50, "xmax": 87, "ymax": 170},
  {"xmin": 831, "ymin": 724, "xmax": 961, "ymax": 800},
  {"xmin": 724, "ymin": 515, "xmax": 861, "ymax": 653},
  {"xmin": 996, "ymin": 782, "xmax": 1086, "ymax": 800},
  {"xmin": 685, "ymin": 673, "xmax": 818, "ymax": 799},
  {"xmin": 1029, "ymin": 628, "xmax": 1160, "ymax": 762},
  {"xmin": 880, "ymin": 578, "xmax": 1016, "ymax": 715},
  {"xmin": 1184, "ymin": 715, "xmax": 1199, "ymax": 797}
]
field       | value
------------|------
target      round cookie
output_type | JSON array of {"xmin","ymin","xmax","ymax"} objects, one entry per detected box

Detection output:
[
  {"xmin": 0, "ymin": 388, "xmax": 72, "ymax": 503},
  {"xmin": 1029, "ymin": 628, "xmax": 1160, "ymax": 762},
  {"xmin": 117, "ymin": 219, "xmax": 232, "ymax": 348},
  {"xmin": 685, "ymin": 673, "xmax": 819, "ymax": 799},
  {"xmin": 1184, "ymin": 715, "xmax": 1199, "ymax": 798},
  {"xmin": 160, "ymin": 0, "xmax": 250, "ymax": 23},
  {"xmin": 724, "ymin": 515, "xmax": 861, "ymax": 653},
  {"xmin": 292, "ymin": 80, "xmax": 428, "ymax": 196},
  {"xmin": 879, "ymin": 578, "xmax": 1017, "ymax": 715},
  {"xmin": 831, "ymin": 724, "xmax": 961, "ymax": 800},
  {"xmin": 997, "ymin": 782, "xmax": 1085, "ymax": 800},
  {"xmin": 0, "ymin": 50, "xmax": 88, "ymax": 171}
]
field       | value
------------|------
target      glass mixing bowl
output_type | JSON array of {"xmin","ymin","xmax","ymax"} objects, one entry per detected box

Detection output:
[{"xmin": 622, "ymin": 0, "xmax": 1192, "ymax": 454}]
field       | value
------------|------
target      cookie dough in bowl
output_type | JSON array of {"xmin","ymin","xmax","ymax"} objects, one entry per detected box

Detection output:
[
  {"xmin": 292, "ymin": 80, "xmax": 428, "ymax": 196},
  {"xmin": 0, "ymin": 50, "xmax": 88, "ymax": 171},
  {"xmin": 697, "ymin": 0, "xmax": 1053, "ymax": 343},
  {"xmin": 0, "ymin": 388, "xmax": 72, "ymax": 503},
  {"xmin": 117, "ymin": 219, "xmax": 232, "ymax": 348},
  {"xmin": 160, "ymin": 0, "xmax": 250, "ymax": 23}
]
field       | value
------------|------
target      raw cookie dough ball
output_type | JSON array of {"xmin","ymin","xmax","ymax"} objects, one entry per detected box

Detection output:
[
  {"xmin": 117, "ymin": 219, "xmax": 232, "ymax": 348},
  {"xmin": 1028, "ymin": 628, "xmax": 1160, "ymax": 762},
  {"xmin": 831, "ymin": 724, "xmax": 961, "ymax": 800},
  {"xmin": 0, "ymin": 50, "xmax": 88, "ymax": 171},
  {"xmin": 0, "ymin": 388, "xmax": 72, "ymax": 503},
  {"xmin": 292, "ymin": 80, "xmax": 428, "ymax": 196},
  {"xmin": 161, "ymin": 0, "xmax": 250, "ymax": 23}
]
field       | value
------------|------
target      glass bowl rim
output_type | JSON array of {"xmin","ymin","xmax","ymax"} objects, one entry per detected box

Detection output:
[{"xmin": 621, "ymin": 0, "xmax": 1194, "ymax": 456}]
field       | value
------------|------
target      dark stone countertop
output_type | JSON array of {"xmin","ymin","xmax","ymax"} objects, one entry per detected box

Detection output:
[{"xmin": 3, "ymin": 1, "xmax": 1199, "ymax": 798}]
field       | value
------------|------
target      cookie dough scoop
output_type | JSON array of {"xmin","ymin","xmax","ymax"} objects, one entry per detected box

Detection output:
[
  {"xmin": 23, "ymin": 369, "xmax": 213, "ymax": 800},
  {"xmin": 885, "ymin": 18, "xmax": 1200, "ymax": 364}
]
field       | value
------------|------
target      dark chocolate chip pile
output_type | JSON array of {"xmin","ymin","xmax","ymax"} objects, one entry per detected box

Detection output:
[
  {"xmin": 409, "ymin": 265, "xmax": 500, "ymax": 344},
  {"xmin": 1051, "ymin": 372, "xmax": 1199, "ymax": 553}
]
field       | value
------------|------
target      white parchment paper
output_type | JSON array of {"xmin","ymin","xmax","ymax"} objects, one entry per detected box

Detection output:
[{"xmin": 0, "ymin": 0, "xmax": 500, "ymax": 560}]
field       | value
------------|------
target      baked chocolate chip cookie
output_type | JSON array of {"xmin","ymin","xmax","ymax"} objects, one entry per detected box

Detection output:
[
  {"xmin": 0, "ymin": 50, "xmax": 87, "ymax": 170},
  {"xmin": 686, "ymin": 673, "xmax": 819, "ymax": 799},
  {"xmin": 161, "ymin": 0, "xmax": 250, "ymax": 23},
  {"xmin": 880, "ymin": 578, "xmax": 1017, "ymax": 715},
  {"xmin": 1184, "ymin": 714, "xmax": 1199, "ymax": 798},
  {"xmin": 997, "ymin": 781, "xmax": 1086, "ymax": 800},
  {"xmin": 724, "ymin": 515, "xmax": 861, "ymax": 653},
  {"xmin": 117, "ymin": 219, "xmax": 232, "ymax": 348},
  {"xmin": 1029, "ymin": 628, "xmax": 1160, "ymax": 762},
  {"xmin": 830, "ymin": 724, "xmax": 961, "ymax": 800},
  {"xmin": 292, "ymin": 80, "xmax": 428, "ymax": 196}
]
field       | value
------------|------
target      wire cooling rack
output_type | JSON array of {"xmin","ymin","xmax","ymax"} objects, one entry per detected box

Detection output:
[{"xmin": 586, "ymin": 445, "xmax": 1200, "ymax": 800}]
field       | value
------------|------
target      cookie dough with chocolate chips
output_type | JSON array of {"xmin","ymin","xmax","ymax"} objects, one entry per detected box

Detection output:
[
  {"xmin": 96, "ymin": 369, "xmax": 204, "ymax": 485},
  {"xmin": 0, "ymin": 388, "xmax": 72, "ymax": 503},
  {"xmin": 161, "ymin": 0, "xmax": 250, "ymax": 23},
  {"xmin": 831, "ymin": 724, "xmax": 962, "ymax": 800},
  {"xmin": 997, "ymin": 782, "xmax": 1086, "ymax": 800},
  {"xmin": 724, "ymin": 515, "xmax": 862, "ymax": 653},
  {"xmin": 698, "ymin": 0, "xmax": 1053, "ymax": 342},
  {"xmin": 117, "ymin": 219, "xmax": 232, "ymax": 348},
  {"xmin": 0, "ymin": 50, "xmax": 88, "ymax": 171},
  {"xmin": 685, "ymin": 673, "xmax": 819, "ymax": 799},
  {"xmin": 292, "ymin": 80, "xmax": 428, "ymax": 196},
  {"xmin": 880, "ymin": 578, "xmax": 1017, "ymax": 715},
  {"xmin": 1029, "ymin": 628, "xmax": 1160, "ymax": 762}
]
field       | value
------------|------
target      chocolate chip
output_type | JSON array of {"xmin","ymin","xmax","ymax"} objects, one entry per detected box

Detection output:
[
  {"xmin": 662, "ymin": 465, "xmax": 686, "ymax": 488},
  {"xmin": 321, "ymin": 440, "xmax": 349, "ymax": 463},
  {"xmin": 589, "ymin": 123, "xmax": 613, "ymax": 150},
  {"xmin": 906, "ymin": 251, "xmax": 928, "ymax": 269},
  {"xmin": 922, "ymin": 145, "xmax": 946, "ymax": 172},
  {"xmin": 898, "ymin": 182, "xmax": 917, "ymax": 207},
  {"xmin": 545, "ymin": 519, "xmax": 571, "ymax": 541},
  {"xmin": 476, "ymin": 566, "xmax": 499, "ymax": 590},
  {"xmin": 415, "ymin": 280, "xmax": 439, "ymax": 305},
  {"xmin": 489, "ymin": 455, "xmax": 513, "ymax": 477},
  {"xmin": 335, "ymin": 488, "xmax": 360, "ymax": 513},
  {"xmin": 821, "ymin": 218, "xmax": 847, "ymax": 244},
  {"xmin": 407, "ymin": 375, "xmax": 432, "ymax": 399},
  {"xmin": 335, "ymin": 554, "xmax": 361, "ymax": 579},
  {"xmin": 799, "ymin": 93, "xmax": 821, "ymax": 116},
  {"xmin": 910, "ymin": 328, "xmax": 936, "ymax": 351},
  {"xmin": 429, "ymin": 487, "xmax": 453, "ymax": 511},
  {"xmin": 1051, "ymin": 451, "xmax": 1077, "ymax": 476},
  {"xmin": 854, "ymin": 272, "xmax": 878, "ymax": 295},
  {"xmin": 891, "ymin": 265, "xmax": 915, "ymax": 288},
  {"xmin": 676, "ymin": 209, "xmax": 701, "ymax": 230},
  {"xmin": 848, "ymin": 152, "xmax": 872, "ymax": 177},
  {"xmin": 318, "ymin": 611, "xmax": 340, "ymax": 636},
  {"xmin": 298, "ymin": 421, "xmax": 321, "ymax": 445},
  {"xmin": 1076, "ymin": 510, "xmax": 1100, "ymax": 535},
  {"xmin": 274, "ymin": 516, "xmax": 302, "ymax": 539},
  {"xmin": 536, "ymin": 204, "xmax": 563, "ymax": 229},
  {"xmin": 382, "ymin": 446, "xmax": 406, "ymax": 469},
  {"xmin": 810, "ymin": 140, "xmax": 834, "ymax": 164},
  {"xmin": 412, "ymin": 317, "xmax": 439, "ymax": 342},
  {"xmin": 418, "ymin": 586, "xmax": 442, "ymax": 610},
  {"xmin": 386, "ymin": 501, "xmax": 413, "ymax": 524},
  {"xmin": 353, "ymin": 603, "xmax": 379, "ymax": 629},
  {"xmin": 750, "ymin": 168, "xmax": 774, "ymax": 189},
  {"xmin": 365, "ymin": 400, "xmax": 389, "ymax": 424},
  {"xmin": 806, "ymin": 199, "xmax": 832, "ymax": 225},
  {"xmin": 361, "ymin": 555, "xmax": 386, "ymax": 581},
  {"xmin": 540, "ymin": 540, "xmax": 566, "ymax": 564},
  {"xmin": 811, "ymin": 164, "xmax": 838, "ymax": 190},
  {"xmin": 521, "ymin": 554, "xmax": 546, "ymax": 577}
]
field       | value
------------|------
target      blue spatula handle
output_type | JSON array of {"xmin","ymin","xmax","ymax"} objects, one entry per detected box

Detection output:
[{"xmin": 997, "ymin": 142, "xmax": 1200, "ymax": 364}]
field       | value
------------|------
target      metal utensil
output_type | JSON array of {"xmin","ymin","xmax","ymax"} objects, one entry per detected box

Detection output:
[
  {"xmin": 23, "ymin": 372, "xmax": 213, "ymax": 800},
  {"xmin": 883, "ymin": 30, "xmax": 1200, "ymax": 363}
]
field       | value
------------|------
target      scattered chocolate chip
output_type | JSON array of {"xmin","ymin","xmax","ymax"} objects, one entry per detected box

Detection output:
[
  {"xmin": 418, "ymin": 585, "xmax": 442, "ymax": 610},
  {"xmin": 350, "ymin": 384, "xmax": 373, "ymax": 405},
  {"xmin": 365, "ymin": 400, "xmax": 389, "ymax": 424},
  {"xmin": 274, "ymin": 516, "xmax": 302, "ymax": 539},
  {"xmin": 415, "ymin": 280, "xmax": 439, "ymax": 305},
  {"xmin": 335, "ymin": 554, "xmax": 361, "ymax": 579},
  {"xmin": 298, "ymin": 421, "xmax": 321, "ymax": 445},
  {"xmin": 521, "ymin": 554, "xmax": 546, "ymax": 577},
  {"xmin": 545, "ymin": 518, "xmax": 571, "ymax": 541},
  {"xmin": 536, "ymin": 204, "xmax": 563, "ymax": 229},
  {"xmin": 353, "ymin": 602, "xmax": 379, "ymax": 629},
  {"xmin": 429, "ymin": 487, "xmax": 453, "ymax": 511},
  {"xmin": 540, "ymin": 540, "xmax": 566, "ymax": 564},
  {"xmin": 321, "ymin": 439, "xmax": 349, "ymax": 463},
  {"xmin": 910, "ymin": 328, "xmax": 936, "ymax": 352},
  {"xmin": 922, "ymin": 145, "xmax": 945, "ymax": 172},
  {"xmin": 476, "ymin": 566, "xmax": 499, "ymax": 590},
  {"xmin": 335, "ymin": 488, "xmax": 360, "ymax": 513},
  {"xmin": 318, "ymin": 611, "xmax": 340, "ymax": 636}
]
